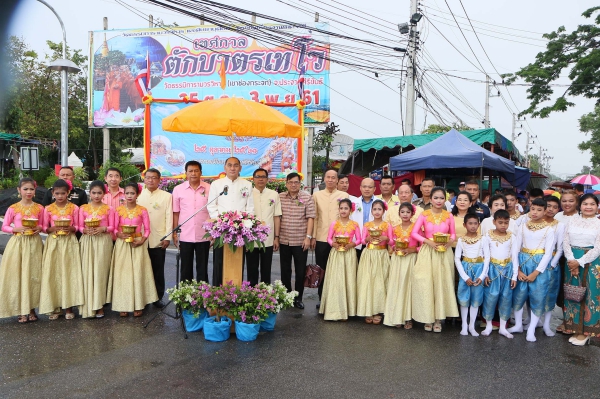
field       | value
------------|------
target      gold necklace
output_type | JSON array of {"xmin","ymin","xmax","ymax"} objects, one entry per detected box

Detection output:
[
  {"xmin": 19, "ymin": 202, "xmax": 36, "ymax": 216},
  {"xmin": 489, "ymin": 230, "xmax": 512, "ymax": 244},
  {"xmin": 462, "ymin": 235, "xmax": 482, "ymax": 245},
  {"xmin": 526, "ymin": 220, "xmax": 548, "ymax": 231}
]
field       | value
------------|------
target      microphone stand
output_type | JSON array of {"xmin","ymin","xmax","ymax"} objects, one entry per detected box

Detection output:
[{"xmin": 144, "ymin": 187, "xmax": 228, "ymax": 338}]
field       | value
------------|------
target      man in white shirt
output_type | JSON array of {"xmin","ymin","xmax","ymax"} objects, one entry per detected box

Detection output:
[
  {"xmin": 137, "ymin": 168, "xmax": 173, "ymax": 307},
  {"xmin": 247, "ymin": 168, "xmax": 282, "ymax": 285},
  {"xmin": 207, "ymin": 157, "xmax": 255, "ymax": 285},
  {"xmin": 350, "ymin": 178, "xmax": 375, "ymax": 261}
]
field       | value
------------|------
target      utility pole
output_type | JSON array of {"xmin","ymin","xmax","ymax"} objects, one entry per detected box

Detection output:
[
  {"xmin": 484, "ymin": 77, "xmax": 500, "ymax": 129},
  {"xmin": 405, "ymin": 0, "xmax": 419, "ymax": 136},
  {"xmin": 149, "ymin": 14, "xmax": 153, "ymax": 27},
  {"xmin": 102, "ymin": 17, "xmax": 110, "ymax": 166},
  {"xmin": 511, "ymin": 113, "xmax": 525, "ymax": 144},
  {"xmin": 484, "ymin": 76, "xmax": 490, "ymax": 128}
]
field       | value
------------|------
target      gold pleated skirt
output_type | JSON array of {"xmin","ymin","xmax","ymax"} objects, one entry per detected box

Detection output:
[
  {"xmin": 319, "ymin": 248, "xmax": 358, "ymax": 320},
  {"xmin": 383, "ymin": 252, "xmax": 417, "ymax": 326},
  {"xmin": 411, "ymin": 245, "xmax": 458, "ymax": 324},
  {"xmin": 0, "ymin": 235, "xmax": 43, "ymax": 317},
  {"xmin": 39, "ymin": 234, "xmax": 84, "ymax": 314},
  {"xmin": 356, "ymin": 248, "xmax": 390, "ymax": 317},
  {"xmin": 107, "ymin": 239, "xmax": 158, "ymax": 312},
  {"xmin": 79, "ymin": 233, "xmax": 113, "ymax": 318}
]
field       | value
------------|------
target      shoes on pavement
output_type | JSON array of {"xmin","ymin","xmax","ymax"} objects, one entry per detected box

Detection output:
[
  {"xmin": 316, "ymin": 303, "xmax": 320, "ymax": 309},
  {"xmin": 294, "ymin": 301, "xmax": 304, "ymax": 309},
  {"xmin": 153, "ymin": 300, "xmax": 165, "ymax": 308}
]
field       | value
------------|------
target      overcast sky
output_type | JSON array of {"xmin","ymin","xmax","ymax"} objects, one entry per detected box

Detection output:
[{"xmin": 6, "ymin": 0, "xmax": 599, "ymax": 178}]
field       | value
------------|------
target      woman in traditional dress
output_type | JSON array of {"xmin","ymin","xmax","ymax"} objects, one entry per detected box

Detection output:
[
  {"xmin": 554, "ymin": 189, "xmax": 579, "ymax": 333},
  {"xmin": 79, "ymin": 181, "xmax": 114, "ymax": 318},
  {"xmin": 319, "ymin": 198, "xmax": 362, "ymax": 321},
  {"xmin": 0, "ymin": 178, "xmax": 44, "ymax": 323},
  {"xmin": 562, "ymin": 194, "xmax": 600, "ymax": 345},
  {"xmin": 39, "ymin": 179, "xmax": 84, "ymax": 320},
  {"xmin": 383, "ymin": 202, "xmax": 420, "ymax": 329},
  {"xmin": 411, "ymin": 186, "xmax": 459, "ymax": 332},
  {"xmin": 451, "ymin": 191, "xmax": 475, "ymax": 246},
  {"xmin": 356, "ymin": 200, "xmax": 392, "ymax": 324},
  {"xmin": 108, "ymin": 182, "xmax": 157, "ymax": 317}
]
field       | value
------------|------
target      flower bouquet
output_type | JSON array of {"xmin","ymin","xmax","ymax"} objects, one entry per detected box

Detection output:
[
  {"xmin": 200, "ymin": 282, "xmax": 237, "ymax": 342},
  {"xmin": 203, "ymin": 211, "xmax": 270, "ymax": 253}
]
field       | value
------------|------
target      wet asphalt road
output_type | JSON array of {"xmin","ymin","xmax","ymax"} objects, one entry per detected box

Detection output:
[{"xmin": 1, "ymin": 234, "xmax": 600, "ymax": 398}]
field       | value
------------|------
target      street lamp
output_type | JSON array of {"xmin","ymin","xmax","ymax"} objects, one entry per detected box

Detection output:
[{"xmin": 37, "ymin": 0, "xmax": 81, "ymax": 167}]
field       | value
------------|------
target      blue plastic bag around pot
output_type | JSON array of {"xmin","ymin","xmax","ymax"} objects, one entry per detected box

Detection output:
[
  {"xmin": 182, "ymin": 309, "xmax": 207, "ymax": 332},
  {"xmin": 235, "ymin": 320, "xmax": 261, "ymax": 341},
  {"xmin": 259, "ymin": 312, "xmax": 277, "ymax": 332},
  {"xmin": 203, "ymin": 316, "xmax": 232, "ymax": 342}
]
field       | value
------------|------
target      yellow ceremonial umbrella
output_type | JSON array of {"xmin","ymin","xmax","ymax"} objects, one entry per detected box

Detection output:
[{"xmin": 161, "ymin": 97, "xmax": 302, "ymax": 142}]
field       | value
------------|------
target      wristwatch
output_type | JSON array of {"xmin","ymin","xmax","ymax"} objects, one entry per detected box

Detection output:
[{"xmin": 306, "ymin": 235, "xmax": 313, "ymax": 239}]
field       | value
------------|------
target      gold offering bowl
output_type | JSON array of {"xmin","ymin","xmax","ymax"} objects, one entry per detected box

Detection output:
[
  {"xmin": 21, "ymin": 218, "xmax": 38, "ymax": 235},
  {"xmin": 54, "ymin": 218, "xmax": 71, "ymax": 236},
  {"xmin": 368, "ymin": 228, "xmax": 382, "ymax": 244},
  {"xmin": 84, "ymin": 218, "xmax": 101, "ymax": 228},
  {"xmin": 395, "ymin": 239, "xmax": 408, "ymax": 256},
  {"xmin": 433, "ymin": 233, "xmax": 450, "ymax": 252},
  {"xmin": 121, "ymin": 225, "xmax": 137, "ymax": 242},
  {"xmin": 335, "ymin": 235, "xmax": 350, "ymax": 252}
]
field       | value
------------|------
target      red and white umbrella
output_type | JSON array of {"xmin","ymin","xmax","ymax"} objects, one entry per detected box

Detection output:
[{"xmin": 571, "ymin": 174, "xmax": 600, "ymax": 185}]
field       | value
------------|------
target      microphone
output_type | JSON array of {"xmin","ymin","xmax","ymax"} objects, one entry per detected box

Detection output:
[{"xmin": 223, "ymin": 185, "xmax": 229, "ymax": 195}]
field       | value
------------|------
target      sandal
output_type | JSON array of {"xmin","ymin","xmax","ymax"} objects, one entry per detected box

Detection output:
[
  {"xmin": 404, "ymin": 320, "xmax": 413, "ymax": 330},
  {"xmin": 65, "ymin": 312, "xmax": 75, "ymax": 320},
  {"xmin": 133, "ymin": 310, "xmax": 143, "ymax": 317},
  {"xmin": 120, "ymin": 312, "xmax": 129, "ymax": 317},
  {"xmin": 424, "ymin": 323, "xmax": 433, "ymax": 332},
  {"xmin": 18, "ymin": 315, "xmax": 28, "ymax": 323},
  {"xmin": 365, "ymin": 317, "xmax": 373, "ymax": 324},
  {"xmin": 373, "ymin": 315, "xmax": 382, "ymax": 325},
  {"xmin": 433, "ymin": 321, "xmax": 442, "ymax": 333},
  {"xmin": 28, "ymin": 313, "xmax": 38, "ymax": 322}
]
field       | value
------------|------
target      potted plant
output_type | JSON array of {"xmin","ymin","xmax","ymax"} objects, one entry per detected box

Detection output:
[
  {"xmin": 229, "ymin": 282, "xmax": 278, "ymax": 341},
  {"xmin": 203, "ymin": 211, "xmax": 271, "ymax": 252},
  {"xmin": 201, "ymin": 282, "xmax": 236, "ymax": 342},
  {"xmin": 166, "ymin": 280, "xmax": 208, "ymax": 332},
  {"xmin": 258, "ymin": 280, "xmax": 298, "ymax": 332}
]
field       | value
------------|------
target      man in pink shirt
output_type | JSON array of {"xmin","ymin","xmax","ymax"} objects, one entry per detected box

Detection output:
[
  {"xmin": 102, "ymin": 167, "xmax": 125, "ymax": 209},
  {"xmin": 172, "ymin": 161, "xmax": 211, "ymax": 282}
]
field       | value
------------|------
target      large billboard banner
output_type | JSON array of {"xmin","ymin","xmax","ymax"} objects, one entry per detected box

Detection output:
[
  {"xmin": 148, "ymin": 101, "xmax": 302, "ymax": 178},
  {"xmin": 88, "ymin": 22, "xmax": 330, "ymax": 128}
]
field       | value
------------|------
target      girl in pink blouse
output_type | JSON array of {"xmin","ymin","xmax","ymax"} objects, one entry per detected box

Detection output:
[
  {"xmin": 108, "ymin": 182, "xmax": 157, "ymax": 317},
  {"xmin": 356, "ymin": 200, "xmax": 392, "ymax": 324},
  {"xmin": 411, "ymin": 186, "xmax": 459, "ymax": 333},
  {"xmin": 79, "ymin": 180, "xmax": 115, "ymax": 318},
  {"xmin": 384, "ymin": 202, "xmax": 421, "ymax": 329},
  {"xmin": 39, "ymin": 179, "xmax": 84, "ymax": 320},
  {"xmin": 0, "ymin": 178, "xmax": 44, "ymax": 323},
  {"xmin": 319, "ymin": 198, "xmax": 362, "ymax": 321}
]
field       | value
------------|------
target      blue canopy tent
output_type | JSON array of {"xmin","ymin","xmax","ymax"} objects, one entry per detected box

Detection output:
[{"xmin": 389, "ymin": 129, "xmax": 516, "ymax": 183}]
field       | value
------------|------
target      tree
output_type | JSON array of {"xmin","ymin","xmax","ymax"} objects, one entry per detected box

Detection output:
[
  {"xmin": 578, "ymin": 104, "xmax": 600, "ymax": 170},
  {"xmin": 421, "ymin": 123, "xmax": 473, "ymax": 134},
  {"xmin": 504, "ymin": 7, "xmax": 600, "ymax": 118},
  {"xmin": 312, "ymin": 122, "xmax": 339, "ymax": 174},
  {"xmin": 0, "ymin": 36, "xmax": 144, "ymax": 178}
]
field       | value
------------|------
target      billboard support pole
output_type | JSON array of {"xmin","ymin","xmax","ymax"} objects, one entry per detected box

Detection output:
[{"xmin": 102, "ymin": 17, "xmax": 110, "ymax": 166}]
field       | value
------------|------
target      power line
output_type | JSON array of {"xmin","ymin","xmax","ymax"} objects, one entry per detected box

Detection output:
[
  {"xmin": 116, "ymin": 0, "xmax": 395, "ymax": 139},
  {"xmin": 443, "ymin": 0, "xmax": 490, "ymax": 78},
  {"xmin": 423, "ymin": 4, "xmax": 548, "ymax": 36}
]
